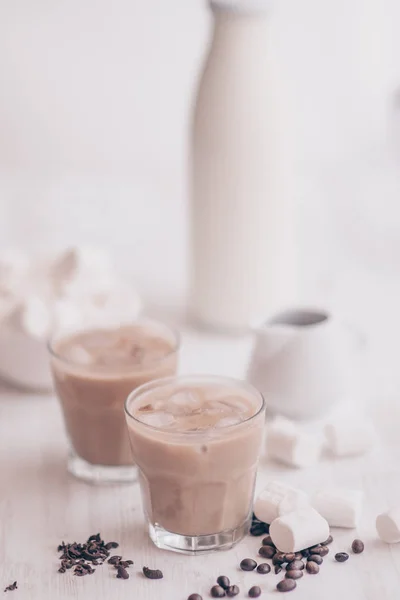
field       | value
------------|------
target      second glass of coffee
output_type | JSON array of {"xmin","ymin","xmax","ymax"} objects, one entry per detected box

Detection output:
[{"xmin": 49, "ymin": 319, "xmax": 179, "ymax": 483}]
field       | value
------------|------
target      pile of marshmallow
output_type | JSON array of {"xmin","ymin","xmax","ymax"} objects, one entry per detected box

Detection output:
[
  {"xmin": 254, "ymin": 480, "xmax": 400, "ymax": 552},
  {"xmin": 0, "ymin": 246, "xmax": 142, "ymax": 338},
  {"xmin": 266, "ymin": 415, "xmax": 377, "ymax": 468}
]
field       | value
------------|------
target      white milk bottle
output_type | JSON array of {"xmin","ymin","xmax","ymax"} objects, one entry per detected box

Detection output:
[{"xmin": 190, "ymin": 0, "xmax": 295, "ymax": 333}]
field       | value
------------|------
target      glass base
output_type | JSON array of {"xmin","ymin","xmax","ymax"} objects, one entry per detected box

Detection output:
[
  {"xmin": 68, "ymin": 452, "xmax": 137, "ymax": 485},
  {"xmin": 149, "ymin": 519, "xmax": 250, "ymax": 555}
]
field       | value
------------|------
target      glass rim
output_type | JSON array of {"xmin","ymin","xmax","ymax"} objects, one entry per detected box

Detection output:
[
  {"xmin": 124, "ymin": 374, "xmax": 266, "ymax": 436},
  {"xmin": 47, "ymin": 317, "xmax": 181, "ymax": 371}
]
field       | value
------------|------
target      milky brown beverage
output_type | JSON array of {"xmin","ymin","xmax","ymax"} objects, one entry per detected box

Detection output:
[
  {"xmin": 125, "ymin": 376, "xmax": 266, "ymax": 552},
  {"xmin": 50, "ymin": 321, "xmax": 179, "ymax": 471}
]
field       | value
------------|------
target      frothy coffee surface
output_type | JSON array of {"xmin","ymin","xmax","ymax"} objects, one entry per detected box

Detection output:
[{"xmin": 134, "ymin": 384, "xmax": 258, "ymax": 432}]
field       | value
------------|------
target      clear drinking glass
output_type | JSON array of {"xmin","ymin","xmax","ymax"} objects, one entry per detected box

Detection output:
[
  {"xmin": 48, "ymin": 319, "xmax": 179, "ymax": 484},
  {"xmin": 125, "ymin": 375, "xmax": 266, "ymax": 554}
]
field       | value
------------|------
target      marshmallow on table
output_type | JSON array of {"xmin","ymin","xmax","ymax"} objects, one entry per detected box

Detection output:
[
  {"xmin": 266, "ymin": 418, "xmax": 323, "ymax": 468},
  {"xmin": 254, "ymin": 480, "xmax": 309, "ymax": 524},
  {"xmin": 376, "ymin": 507, "xmax": 400, "ymax": 543},
  {"xmin": 312, "ymin": 488, "xmax": 363, "ymax": 528},
  {"xmin": 270, "ymin": 507, "xmax": 330, "ymax": 553},
  {"xmin": 325, "ymin": 418, "xmax": 376, "ymax": 457}
]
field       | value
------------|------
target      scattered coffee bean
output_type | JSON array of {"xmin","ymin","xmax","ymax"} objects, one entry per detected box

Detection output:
[
  {"xmin": 319, "ymin": 546, "xmax": 329, "ymax": 557},
  {"xmin": 286, "ymin": 570, "xmax": 303, "ymax": 580},
  {"xmin": 322, "ymin": 535, "xmax": 333, "ymax": 545},
  {"xmin": 116, "ymin": 566, "xmax": 129, "ymax": 580},
  {"xmin": 311, "ymin": 545, "xmax": 329, "ymax": 557},
  {"xmin": 286, "ymin": 560, "xmax": 304, "ymax": 571},
  {"xmin": 352, "ymin": 539, "xmax": 364, "ymax": 554},
  {"xmin": 257, "ymin": 563, "xmax": 271, "ymax": 575},
  {"xmin": 308, "ymin": 555, "xmax": 323, "ymax": 565},
  {"xmin": 294, "ymin": 553, "xmax": 303, "ymax": 561},
  {"xmin": 108, "ymin": 555, "xmax": 122, "ymax": 565},
  {"xmin": 306, "ymin": 561, "xmax": 319, "ymax": 575},
  {"xmin": 272, "ymin": 553, "xmax": 286, "ymax": 566},
  {"xmin": 248, "ymin": 586, "xmax": 261, "ymax": 598},
  {"xmin": 105, "ymin": 541, "xmax": 119, "ymax": 550},
  {"xmin": 335, "ymin": 552, "xmax": 349, "ymax": 563},
  {"xmin": 240, "ymin": 559, "xmax": 257, "ymax": 572},
  {"xmin": 211, "ymin": 585, "xmax": 226, "ymax": 598},
  {"xmin": 261, "ymin": 536, "xmax": 275, "ymax": 547},
  {"xmin": 4, "ymin": 582, "xmax": 17, "ymax": 592},
  {"xmin": 57, "ymin": 533, "xmax": 117, "ymax": 577},
  {"xmin": 284, "ymin": 554, "xmax": 296, "ymax": 563},
  {"xmin": 217, "ymin": 577, "xmax": 230, "ymax": 590},
  {"xmin": 259, "ymin": 546, "xmax": 275, "ymax": 559},
  {"xmin": 119, "ymin": 560, "xmax": 133, "ymax": 569},
  {"xmin": 226, "ymin": 585, "xmax": 240, "ymax": 597},
  {"xmin": 277, "ymin": 579, "xmax": 296, "ymax": 593},
  {"xmin": 275, "ymin": 566, "xmax": 282, "ymax": 575},
  {"xmin": 58, "ymin": 567, "xmax": 66, "ymax": 574},
  {"xmin": 143, "ymin": 566, "xmax": 163, "ymax": 579},
  {"xmin": 188, "ymin": 595, "xmax": 202, "ymax": 600},
  {"xmin": 301, "ymin": 549, "xmax": 311, "ymax": 558},
  {"xmin": 250, "ymin": 523, "xmax": 268, "ymax": 537}
]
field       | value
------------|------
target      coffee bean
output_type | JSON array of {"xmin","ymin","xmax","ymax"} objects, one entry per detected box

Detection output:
[
  {"xmin": 308, "ymin": 555, "xmax": 323, "ymax": 565},
  {"xmin": 211, "ymin": 585, "xmax": 226, "ymax": 598},
  {"xmin": 119, "ymin": 560, "xmax": 133, "ymax": 568},
  {"xmin": 248, "ymin": 586, "xmax": 261, "ymax": 598},
  {"xmin": 284, "ymin": 554, "xmax": 296, "ymax": 563},
  {"xmin": 286, "ymin": 570, "xmax": 303, "ymax": 580},
  {"xmin": 261, "ymin": 536, "xmax": 275, "ymax": 547},
  {"xmin": 259, "ymin": 545, "xmax": 275, "ymax": 559},
  {"xmin": 226, "ymin": 585, "xmax": 240, "ymax": 597},
  {"xmin": 250, "ymin": 523, "xmax": 268, "ymax": 537},
  {"xmin": 294, "ymin": 553, "xmax": 303, "ymax": 561},
  {"xmin": 257, "ymin": 563, "xmax": 271, "ymax": 574},
  {"xmin": 335, "ymin": 552, "xmax": 349, "ymax": 563},
  {"xmin": 143, "ymin": 566, "xmax": 163, "ymax": 579},
  {"xmin": 272, "ymin": 553, "xmax": 286, "ymax": 566},
  {"xmin": 116, "ymin": 566, "xmax": 129, "ymax": 580},
  {"xmin": 105, "ymin": 541, "xmax": 119, "ymax": 550},
  {"xmin": 58, "ymin": 567, "xmax": 66, "ymax": 574},
  {"xmin": 311, "ymin": 545, "xmax": 329, "ymax": 557},
  {"xmin": 188, "ymin": 595, "xmax": 202, "ymax": 600},
  {"xmin": 286, "ymin": 560, "xmax": 304, "ymax": 571},
  {"xmin": 306, "ymin": 561, "xmax": 319, "ymax": 575},
  {"xmin": 277, "ymin": 579, "xmax": 296, "ymax": 592},
  {"xmin": 274, "ymin": 566, "xmax": 282, "ymax": 575},
  {"xmin": 108, "ymin": 555, "xmax": 122, "ymax": 565},
  {"xmin": 301, "ymin": 549, "xmax": 311, "ymax": 558},
  {"xmin": 217, "ymin": 576, "xmax": 230, "ymax": 590},
  {"xmin": 352, "ymin": 539, "xmax": 364, "ymax": 554},
  {"xmin": 240, "ymin": 558, "xmax": 257, "ymax": 571},
  {"xmin": 322, "ymin": 535, "xmax": 333, "ymax": 546}
]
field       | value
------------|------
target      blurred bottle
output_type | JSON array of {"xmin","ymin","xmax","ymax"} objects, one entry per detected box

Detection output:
[{"xmin": 190, "ymin": 0, "xmax": 295, "ymax": 333}]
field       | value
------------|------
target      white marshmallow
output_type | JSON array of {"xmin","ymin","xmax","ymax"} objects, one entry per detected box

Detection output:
[
  {"xmin": 270, "ymin": 507, "xmax": 330, "ymax": 553},
  {"xmin": 312, "ymin": 488, "xmax": 363, "ymax": 528},
  {"xmin": 266, "ymin": 418, "xmax": 322, "ymax": 468},
  {"xmin": 20, "ymin": 296, "xmax": 51, "ymax": 338},
  {"xmin": 254, "ymin": 480, "xmax": 309, "ymax": 524},
  {"xmin": 376, "ymin": 507, "xmax": 400, "ymax": 543},
  {"xmin": 50, "ymin": 246, "xmax": 114, "ymax": 296},
  {"xmin": 325, "ymin": 418, "xmax": 376, "ymax": 457}
]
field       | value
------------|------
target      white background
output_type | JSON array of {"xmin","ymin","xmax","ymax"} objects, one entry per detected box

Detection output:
[{"xmin": 0, "ymin": 0, "xmax": 400, "ymax": 393}]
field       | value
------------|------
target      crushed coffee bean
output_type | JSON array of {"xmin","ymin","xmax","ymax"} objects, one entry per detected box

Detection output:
[
  {"xmin": 118, "ymin": 560, "xmax": 134, "ymax": 569},
  {"xmin": 335, "ymin": 552, "xmax": 349, "ymax": 563},
  {"xmin": 211, "ymin": 585, "xmax": 226, "ymax": 598},
  {"xmin": 257, "ymin": 563, "xmax": 271, "ymax": 575},
  {"xmin": 352, "ymin": 539, "xmax": 364, "ymax": 554},
  {"xmin": 143, "ymin": 566, "xmax": 163, "ymax": 580},
  {"xmin": 248, "ymin": 586, "xmax": 261, "ymax": 598},
  {"xmin": 277, "ymin": 579, "xmax": 296, "ymax": 592},
  {"xmin": 217, "ymin": 577, "xmax": 230, "ymax": 590},
  {"xmin": 285, "ymin": 570, "xmax": 303, "ymax": 580},
  {"xmin": 4, "ymin": 582, "xmax": 17, "ymax": 592},
  {"xmin": 116, "ymin": 565, "xmax": 129, "ymax": 580},
  {"xmin": 274, "ymin": 566, "xmax": 282, "ymax": 575},
  {"xmin": 188, "ymin": 595, "xmax": 202, "ymax": 600},
  {"xmin": 226, "ymin": 585, "xmax": 240, "ymax": 597},
  {"xmin": 258, "ymin": 546, "xmax": 275, "ymax": 559},
  {"xmin": 286, "ymin": 560, "xmax": 304, "ymax": 571},
  {"xmin": 261, "ymin": 536, "xmax": 275, "ymax": 547},
  {"xmin": 306, "ymin": 561, "xmax": 319, "ymax": 575},
  {"xmin": 108, "ymin": 555, "xmax": 122, "ymax": 565},
  {"xmin": 308, "ymin": 554, "xmax": 323, "ymax": 565},
  {"xmin": 322, "ymin": 535, "xmax": 333, "ymax": 545},
  {"xmin": 57, "ymin": 533, "xmax": 116, "ymax": 578},
  {"xmin": 272, "ymin": 553, "xmax": 286, "ymax": 566},
  {"xmin": 105, "ymin": 541, "xmax": 119, "ymax": 550},
  {"xmin": 240, "ymin": 559, "xmax": 257, "ymax": 572}
]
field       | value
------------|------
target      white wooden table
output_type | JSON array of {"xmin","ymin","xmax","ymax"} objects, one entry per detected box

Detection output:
[{"xmin": 0, "ymin": 326, "xmax": 399, "ymax": 600}]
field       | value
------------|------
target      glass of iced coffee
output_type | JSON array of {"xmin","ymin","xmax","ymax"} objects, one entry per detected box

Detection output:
[
  {"xmin": 49, "ymin": 319, "xmax": 179, "ymax": 484},
  {"xmin": 125, "ymin": 375, "xmax": 265, "ymax": 554}
]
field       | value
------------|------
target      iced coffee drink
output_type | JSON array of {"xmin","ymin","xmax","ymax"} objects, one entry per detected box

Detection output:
[
  {"xmin": 49, "ymin": 320, "xmax": 179, "ymax": 483},
  {"xmin": 125, "ymin": 375, "xmax": 265, "ymax": 553}
]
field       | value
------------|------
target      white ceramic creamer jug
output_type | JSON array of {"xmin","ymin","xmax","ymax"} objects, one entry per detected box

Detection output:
[{"xmin": 246, "ymin": 309, "xmax": 360, "ymax": 420}]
